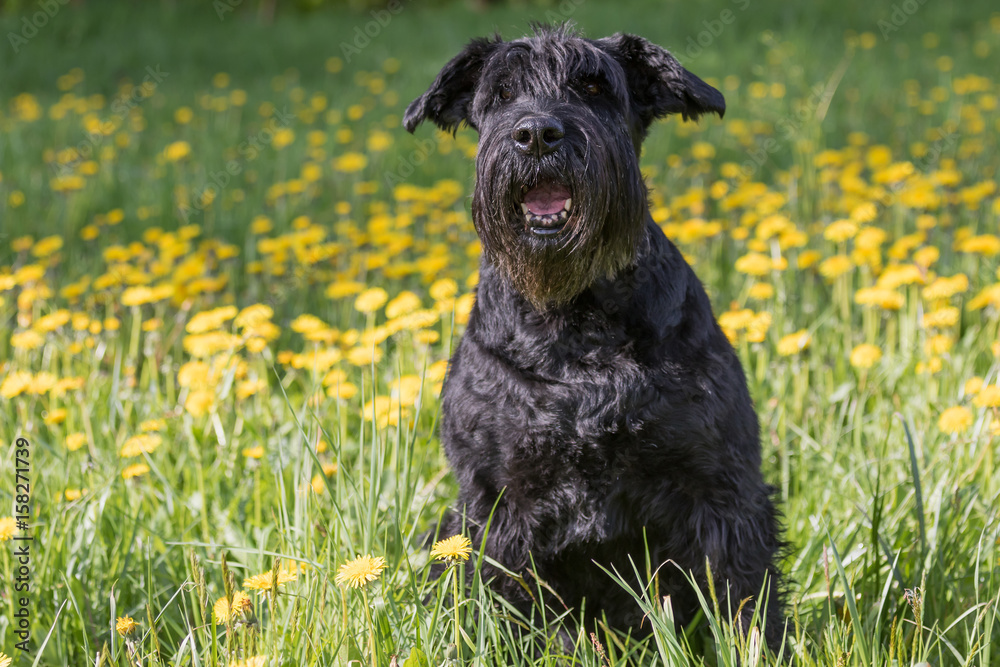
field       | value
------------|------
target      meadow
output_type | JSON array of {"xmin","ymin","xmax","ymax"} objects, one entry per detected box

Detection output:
[{"xmin": 1, "ymin": 0, "xmax": 999, "ymax": 665}]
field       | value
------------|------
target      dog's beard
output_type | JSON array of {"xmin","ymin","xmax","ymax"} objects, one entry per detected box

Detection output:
[{"xmin": 472, "ymin": 122, "xmax": 648, "ymax": 310}]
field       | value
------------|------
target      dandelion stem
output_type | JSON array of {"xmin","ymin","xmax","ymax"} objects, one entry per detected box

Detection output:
[
  {"xmin": 362, "ymin": 587, "xmax": 376, "ymax": 667},
  {"xmin": 453, "ymin": 565, "xmax": 462, "ymax": 662}
]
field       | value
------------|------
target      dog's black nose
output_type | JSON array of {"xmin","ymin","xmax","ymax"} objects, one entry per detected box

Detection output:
[{"xmin": 512, "ymin": 116, "xmax": 564, "ymax": 156}]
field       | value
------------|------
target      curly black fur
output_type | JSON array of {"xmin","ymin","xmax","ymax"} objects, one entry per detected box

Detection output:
[{"xmin": 405, "ymin": 24, "xmax": 785, "ymax": 648}]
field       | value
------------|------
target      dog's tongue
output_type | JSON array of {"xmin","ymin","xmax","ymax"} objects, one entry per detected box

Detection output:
[{"xmin": 523, "ymin": 184, "xmax": 571, "ymax": 216}]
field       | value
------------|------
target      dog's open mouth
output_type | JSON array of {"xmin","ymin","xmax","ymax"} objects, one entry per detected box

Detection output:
[{"xmin": 520, "ymin": 182, "xmax": 572, "ymax": 236}]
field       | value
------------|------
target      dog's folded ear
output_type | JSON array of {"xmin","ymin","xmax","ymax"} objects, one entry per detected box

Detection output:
[
  {"xmin": 403, "ymin": 36, "xmax": 501, "ymax": 134},
  {"xmin": 596, "ymin": 33, "xmax": 725, "ymax": 127}
]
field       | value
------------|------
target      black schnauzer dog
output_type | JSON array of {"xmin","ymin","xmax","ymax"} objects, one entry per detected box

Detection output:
[{"xmin": 405, "ymin": 24, "xmax": 784, "ymax": 648}]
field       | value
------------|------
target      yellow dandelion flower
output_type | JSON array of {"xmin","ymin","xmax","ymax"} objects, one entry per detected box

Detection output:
[
  {"xmin": 0, "ymin": 371, "xmax": 33, "ymax": 399},
  {"xmin": 185, "ymin": 389, "xmax": 216, "ymax": 417},
  {"xmin": 229, "ymin": 656, "xmax": 266, "ymax": 667},
  {"xmin": 385, "ymin": 291, "xmax": 421, "ymax": 319},
  {"xmin": 183, "ymin": 332, "xmax": 241, "ymax": 357},
  {"xmin": 777, "ymin": 330, "xmax": 811, "ymax": 356},
  {"xmin": 116, "ymin": 616, "xmax": 139, "ymax": 637},
  {"xmin": 922, "ymin": 307, "xmax": 959, "ymax": 329},
  {"xmin": 823, "ymin": 219, "xmax": 858, "ymax": 243},
  {"xmin": 122, "ymin": 463, "xmax": 150, "ymax": 480},
  {"xmin": 850, "ymin": 344, "xmax": 882, "ymax": 369},
  {"xmin": 973, "ymin": 385, "xmax": 1000, "ymax": 408},
  {"xmin": 746, "ymin": 311, "xmax": 771, "ymax": 343},
  {"xmin": 66, "ymin": 432, "xmax": 87, "ymax": 451},
  {"xmin": 213, "ymin": 596, "xmax": 231, "ymax": 624},
  {"xmin": 326, "ymin": 280, "xmax": 365, "ymax": 299},
  {"xmin": 818, "ymin": 255, "xmax": 854, "ymax": 281},
  {"xmin": 140, "ymin": 419, "xmax": 166, "ymax": 432},
  {"xmin": 235, "ymin": 304, "xmax": 274, "ymax": 329},
  {"xmin": 34, "ymin": 310, "xmax": 70, "ymax": 333},
  {"xmin": 415, "ymin": 329, "xmax": 440, "ymax": 344},
  {"xmin": 964, "ymin": 377, "xmax": 984, "ymax": 395},
  {"xmin": 120, "ymin": 434, "xmax": 162, "ymax": 458},
  {"xmin": 734, "ymin": 252, "xmax": 772, "ymax": 277},
  {"xmin": 174, "ymin": 106, "xmax": 193, "ymax": 124},
  {"xmin": 236, "ymin": 378, "xmax": 267, "ymax": 400},
  {"xmin": 426, "ymin": 360, "xmax": 449, "ymax": 385},
  {"xmin": 44, "ymin": 408, "xmax": 67, "ymax": 425},
  {"xmin": 242, "ymin": 446, "xmax": 265, "ymax": 459},
  {"xmin": 310, "ymin": 474, "xmax": 326, "ymax": 494},
  {"xmin": 938, "ymin": 406, "xmax": 973, "ymax": 434},
  {"xmin": 290, "ymin": 314, "xmax": 328, "ymax": 334},
  {"xmin": 367, "ymin": 130, "xmax": 393, "ymax": 152},
  {"xmin": 327, "ymin": 381, "xmax": 358, "ymax": 400},
  {"xmin": 214, "ymin": 591, "xmax": 252, "ymax": 624},
  {"xmin": 163, "ymin": 141, "xmax": 191, "ymax": 162},
  {"xmin": 186, "ymin": 305, "xmax": 238, "ymax": 334},
  {"xmin": 430, "ymin": 534, "xmax": 472, "ymax": 563},
  {"xmin": 748, "ymin": 283, "xmax": 774, "ymax": 300},
  {"xmin": 958, "ymin": 234, "xmax": 1000, "ymax": 256},
  {"xmin": 346, "ymin": 345, "xmax": 383, "ymax": 367},
  {"xmin": 121, "ymin": 286, "xmax": 157, "ymax": 307},
  {"xmin": 0, "ymin": 517, "xmax": 17, "ymax": 541},
  {"xmin": 30, "ymin": 372, "xmax": 57, "ymax": 396},
  {"xmin": 335, "ymin": 554, "xmax": 386, "ymax": 588},
  {"xmin": 922, "ymin": 274, "xmax": 969, "ymax": 301},
  {"xmin": 968, "ymin": 283, "xmax": 1000, "ymax": 311},
  {"xmin": 11, "ymin": 330, "xmax": 44, "ymax": 350},
  {"xmin": 272, "ymin": 128, "xmax": 295, "ymax": 150},
  {"xmin": 455, "ymin": 293, "xmax": 476, "ymax": 325},
  {"xmin": 854, "ymin": 287, "xmax": 904, "ymax": 310},
  {"xmin": 12, "ymin": 235, "xmax": 34, "ymax": 252},
  {"xmin": 797, "ymin": 250, "xmax": 822, "ymax": 269},
  {"xmin": 924, "ymin": 334, "xmax": 954, "ymax": 355},
  {"xmin": 333, "ymin": 152, "xmax": 368, "ymax": 173},
  {"xmin": 243, "ymin": 569, "xmax": 296, "ymax": 592},
  {"xmin": 395, "ymin": 309, "xmax": 439, "ymax": 332},
  {"xmin": 354, "ymin": 287, "xmax": 388, "ymax": 314},
  {"xmin": 391, "ymin": 375, "xmax": 423, "ymax": 407},
  {"xmin": 430, "ymin": 278, "xmax": 459, "ymax": 301},
  {"xmin": 0, "ymin": 653, "xmax": 11, "ymax": 667}
]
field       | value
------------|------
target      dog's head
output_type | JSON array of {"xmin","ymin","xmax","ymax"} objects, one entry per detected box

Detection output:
[{"xmin": 404, "ymin": 24, "xmax": 724, "ymax": 308}]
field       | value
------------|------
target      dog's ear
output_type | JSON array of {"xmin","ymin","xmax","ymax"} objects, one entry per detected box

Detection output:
[
  {"xmin": 404, "ymin": 36, "xmax": 501, "ymax": 134},
  {"xmin": 597, "ymin": 33, "xmax": 725, "ymax": 127}
]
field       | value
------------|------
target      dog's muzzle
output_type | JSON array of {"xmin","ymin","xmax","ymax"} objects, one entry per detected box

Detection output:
[{"xmin": 520, "ymin": 182, "xmax": 572, "ymax": 236}]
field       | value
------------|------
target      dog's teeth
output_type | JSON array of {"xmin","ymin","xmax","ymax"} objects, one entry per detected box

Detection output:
[
  {"xmin": 563, "ymin": 198, "xmax": 572, "ymax": 211},
  {"xmin": 521, "ymin": 203, "xmax": 529, "ymax": 215}
]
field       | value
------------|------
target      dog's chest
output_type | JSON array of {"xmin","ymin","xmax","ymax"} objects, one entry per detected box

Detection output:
[{"xmin": 478, "ymin": 338, "xmax": 683, "ymax": 542}]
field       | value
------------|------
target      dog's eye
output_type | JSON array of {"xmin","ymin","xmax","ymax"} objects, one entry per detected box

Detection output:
[
  {"xmin": 584, "ymin": 82, "xmax": 600, "ymax": 96},
  {"xmin": 499, "ymin": 85, "xmax": 513, "ymax": 101}
]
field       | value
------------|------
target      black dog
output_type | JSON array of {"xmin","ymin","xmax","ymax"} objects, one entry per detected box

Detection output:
[{"xmin": 405, "ymin": 24, "xmax": 784, "ymax": 647}]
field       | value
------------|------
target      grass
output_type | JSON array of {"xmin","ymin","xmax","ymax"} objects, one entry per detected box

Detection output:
[{"xmin": 1, "ymin": 0, "xmax": 999, "ymax": 665}]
